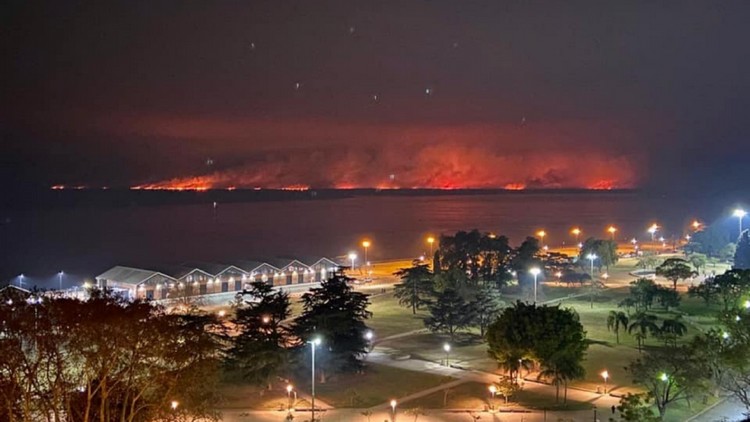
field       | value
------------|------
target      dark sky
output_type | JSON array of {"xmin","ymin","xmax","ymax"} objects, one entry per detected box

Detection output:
[{"xmin": 3, "ymin": 1, "xmax": 750, "ymax": 191}]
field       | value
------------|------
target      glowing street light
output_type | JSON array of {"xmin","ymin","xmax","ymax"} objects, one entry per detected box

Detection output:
[
  {"xmin": 529, "ymin": 267, "xmax": 542, "ymax": 304},
  {"xmin": 537, "ymin": 230, "xmax": 546, "ymax": 247},
  {"xmin": 571, "ymin": 227, "xmax": 582, "ymax": 242},
  {"xmin": 348, "ymin": 252, "xmax": 357, "ymax": 271},
  {"xmin": 364, "ymin": 330, "xmax": 374, "ymax": 351},
  {"xmin": 586, "ymin": 254, "xmax": 598, "ymax": 278},
  {"xmin": 443, "ymin": 343, "xmax": 451, "ymax": 367},
  {"xmin": 601, "ymin": 370, "xmax": 609, "ymax": 393},
  {"xmin": 734, "ymin": 209, "xmax": 747, "ymax": 235},
  {"xmin": 488, "ymin": 385, "xmax": 497, "ymax": 409},
  {"xmin": 607, "ymin": 226, "xmax": 617, "ymax": 241},
  {"xmin": 692, "ymin": 220, "xmax": 702, "ymax": 231},
  {"xmin": 660, "ymin": 373, "xmax": 669, "ymax": 382},
  {"xmin": 309, "ymin": 337, "xmax": 322, "ymax": 422},
  {"xmin": 427, "ymin": 236, "xmax": 435, "ymax": 256},
  {"xmin": 362, "ymin": 240, "xmax": 371, "ymax": 267},
  {"xmin": 171, "ymin": 401, "xmax": 179, "ymax": 410},
  {"xmin": 390, "ymin": 399, "xmax": 397, "ymax": 415},
  {"xmin": 58, "ymin": 271, "xmax": 64, "ymax": 291},
  {"xmin": 17, "ymin": 274, "xmax": 24, "ymax": 288},
  {"xmin": 648, "ymin": 224, "xmax": 659, "ymax": 241}
]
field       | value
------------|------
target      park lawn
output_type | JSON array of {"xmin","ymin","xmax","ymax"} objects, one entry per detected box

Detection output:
[
  {"xmin": 368, "ymin": 292, "xmax": 430, "ymax": 338},
  {"xmin": 407, "ymin": 381, "xmax": 591, "ymax": 411},
  {"xmin": 314, "ymin": 363, "xmax": 455, "ymax": 408},
  {"xmin": 218, "ymin": 382, "xmax": 294, "ymax": 411},
  {"xmin": 661, "ymin": 395, "xmax": 721, "ymax": 422}
]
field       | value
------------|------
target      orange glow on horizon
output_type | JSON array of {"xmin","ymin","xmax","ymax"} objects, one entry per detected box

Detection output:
[{"xmin": 504, "ymin": 183, "xmax": 526, "ymax": 190}]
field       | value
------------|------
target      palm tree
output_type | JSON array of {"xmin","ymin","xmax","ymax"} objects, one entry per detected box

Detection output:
[
  {"xmin": 628, "ymin": 312, "xmax": 659, "ymax": 353},
  {"xmin": 606, "ymin": 310, "xmax": 629, "ymax": 344},
  {"xmin": 659, "ymin": 318, "xmax": 688, "ymax": 348}
]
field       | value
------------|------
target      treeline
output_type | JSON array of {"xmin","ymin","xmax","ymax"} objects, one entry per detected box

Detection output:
[{"xmin": 0, "ymin": 270, "xmax": 372, "ymax": 422}]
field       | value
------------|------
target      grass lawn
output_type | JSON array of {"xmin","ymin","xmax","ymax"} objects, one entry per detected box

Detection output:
[
  {"xmin": 218, "ymin": 382, "xmax": 295, "ymax": 411},
  {"xmin": 368, "ymin": 292, "xmax": 430, "ymax": 338},
  {"xmin": 407, "ymin": 381, "xmax": 592, "ymax": 411},
  {"xmin": 314, "ymin": 363, "xmax": 454, "ymax": 408}
]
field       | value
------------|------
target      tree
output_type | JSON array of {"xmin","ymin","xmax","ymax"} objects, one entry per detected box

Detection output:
[
  {"xmin": 486, "ymin": 302, "xmax": 588, "ymax": 402},
  {"xmin": 625, "ymin": 278, "xmax": 659, "ymax": 311},
  {"xmin": 627, "ymin": 347, "xmax": 711, "ymax": 419},
  {"xmin": 658, "ymin": 317, "xmax": 688, "ymax": 348},
  {"xmin": 435, "ymin": 230, "xmax": 513, "ymax": 287},
  {"xmin": 293, "ymin": 270, "xmax": 372, "ymax": 382},
  {"xmin": 687, "ymin": 223, "xmax": 733, "ymax": 258},
  {"xmin": 713, "ymin": 269, "xmax": 750, "ymax": 311},
  {"xmin": 735, "ymin": 230, "xmax": 750, "ymax": 270},
  {"xmin": 688, "ymin": 253, "xmax": 708, "ymax": 274},
  {"xmin": 616, "ymin": 393, "xmax": 660, "ymax": 422},
  {"xmin": 393, "ymin": 261, "xmax": 435, "ymax": 314},
  {"xmin": 404, "ymin": 407, "xmax": 427, "ymax": 421},
  {"xmin": 636, "ymin": 253, "xmax": 661, "ymax": 270},
  {"xmin": 424, "ymin": 288, "xmax": 474, "ymax": 341},
  {"xmin": 469, "ymin": 285, "xmax": 505, "ymax": 337},
  {"xmin": 628, "ymin": 312, "xmax": 659, "ymax": 353},
  {"xmin": 0, "ymin": 290, "xmax": 225, "ymax": 422},
  {"xmin": 493, "ymin": 378, "xmax": 520, "ymax": 404},
  {"xmin": 653, "ymin": 285, "xmax": 681, "ymax": 311},
  {"xmin": 579, "ymin": 238, "xmax": 618, "ymax": 270},
  {"xmin": 656, "ymin": 258, "xmax": 697, "ymax": 290},
  {"xmin": 688, "ymin": 279, "xmax": 719, "ymax": 305},
  {"xmin": 606, "ymin": 310, "xmax": 629, "ymax": 344},
  {"xmin": 227, "ymin": 281, "xmax": 293, "ymax": 388}
]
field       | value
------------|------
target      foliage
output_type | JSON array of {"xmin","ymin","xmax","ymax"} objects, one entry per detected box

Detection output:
[
  {"xmin": 393, "ymin": 261, "xmax": 435, "ymax": 314},
  {"xmin": 657, "ymin": 317, "xmax": 688, "ymax": 348},
  {"xmin": 653, "ymin": 286, "xmax": 681, "ymax": 310},
  {"xmin": 469, "ymin": 285, "xmax": 505, "ymax": 337},
  {"xmin": 493, "ymin": 378, "xmax": 520, "ymax": 403},
  {"xmin": 627, "ymin": 346, "xmax": 711, "ymax": 419},
  {"xmin": 606, "ymin": 310, "xmax": 629, "ymax": 344},
  {"xmin": 687, "ymin": 253, "xmax": 708, "ymax": 273},
  {"xmin": 628, "ymin": 311, "xmax": 660, "ymax": 353},
  {"xmin": 560, "ymin": 270, "xmax": 590, "ymax": 286},
  {"xmin": 636, "ymin": 253, "xmax": 662, "ymax": 270},
  {"xmin": 736, "ymin": 230, "xmax": 750, "ymax": 270},
  {"xmin": 0, "ymin": 290, "xmax": 225, "ymax": 422},
  {"xmin": 293, "ymin": 270, "xmax": 372, "ymax": 381},
  {"xmin": 686, "ymin": 224, "xmax": 733, "ymax": 258},
  {"xmin": 712, "ymin": 269, "xmax": 750, "ymax": 311},
  {"xmin": 227, "ymin": 281, "xmax": 293, "ymax": 387},
  {"xmin": 621, "ymin": 278, "xmax": 658, "ymax": 312},
  {"xmin": 435, "ymin": 230, "xmax": 514, "ymax": 287},
  {"xmin": 688, "ymin": 279, "xmax": 720, "ymax": 305},
  {"xmin": 579, "ymin": 238, "xmax": 618, "ymax": 270},
  {"xmin": 615, "ymin": 393, "xmax": 660, "ymax": 422},
  {"xmin": 510, "ymin": 236, "xmax": 543, "ymax": 288},
  {"xmin": 656, "ymin": 258, "xmax": 697, "ymax": 290},
  {"xmin": 486, "ymin": 301, "xmax": 588, "ymax": 402},
  {"xmin": 424, "ymin": 288, "xmax": 475, "ymax": 340}
]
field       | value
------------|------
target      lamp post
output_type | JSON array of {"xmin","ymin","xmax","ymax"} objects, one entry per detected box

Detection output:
[
  {"xmin": 529, "ymin": 267, "xmax": 541, "ymax": 304},
  {"xmin": 286, "ymin": 385, "xmax": 293, "ymax": 409},
  {"xmin": 427, "ymin": 236, "xmax": 435, "ymax": 256},
  {"xmin": 601, "ymin": 370, "xmax": 609, "ymax": 394},
  {"xmin": 734, "ymin": 209, "xmax": 747, "ymax": 235},
  {"xmin": 571, "ymin": 227, "xmax": 582, "ymax": 243},
  {"xmin": 58, "ymin": 271, "xmax": 64, "ymax": 291},
  {"xmin": 443, "ymin": 343, "xmax": 451, "ymax": 367},
  {"xmin": 648, "ymin": 224, "xmax": 658, "ymax": 242},
  {"xmin": 488, "ymin": 385, "xmax": 497, "ymax": 409},
  {"xmin": 362, "ymin": 240, "xmax": 371, "ymax": 267},
  {"xmin": 171, "ymin": 400, "xmax": 179, "ymax": 411},
  {"xmin": 607, "ymin": 226, "xmax": 617, "ymax": 241},
  {"xmin": 390, "ymin": 399, "xmax": 397, "ymax": 418},
  {"xmin": 348, "ymin": 252, "xmax": 357, "ymax": 272},
  {"xmin": 17, "ymin": 274, "xmax": 24, "ymax": 288},
  {"xmin": 537, "ymin": 230, "xmax": 546, "ymax": 248},
  {"xmin": 309, "ymin": 337, "xmax": 322, "ymax": 422},
  {"xmin": 586, "ymin": 254, "xmax": 597, "ymax": 278},
  {"xmin": 365, "ymin": 330, "xmax": 374, "ymax": 352}
]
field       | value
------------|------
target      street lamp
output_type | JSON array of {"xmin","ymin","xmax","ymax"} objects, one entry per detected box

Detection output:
[
  {"xmin": 607, "ymin": 226, "xmax": 617, "ymax": 241},
  {"xmin": 58, "ymin": 271, "xmax": 64, "ymax": 291},
  {"xmin": 660, "ymin": 372, "xmax": 669, "ymax": 382},
  {"xmin": 488, "ymin": 385, "xmax": 497, "ymax": 409},
  {"xmin": 571, "ymin": 227, "xmax": 582, "ymax": 242},
  {"xmin": 362, "ymin": 240, "xmax": 371, "ymax": 267},
  {"xmin": 309, "ymin": 337, "xmax": 322, "ymax": 422},
  {"xmin": 648, "ymin": 224, "xmax": 658, "ymax": 241},
  {"xmin": 734, "ymin": 209, "xmax": 747, "ymax": 235},
  {"xmin": 390, "ymin": 399, "xmax": 397, "ymax": 416},
  {"xmin": 692, "ymin": 220, "xmax": 701, "ymax": 231},
  {"xmin": 365, "ymin": 330, "xmax": 374, "ymax": 351},
  {"xmin": 601, "ymin": 370, "xmax": 609, "ymax": 393},
  {"xmin": 348, "ymin": 252, "xmax": 357, "ymax": 271},
  {"xmin": 427, "ymin": 236, "xmax": 435, "ymax": 256},
  {"xmin": 171, "ymin": 400, "xmax": 179, "ymax": 410},
  {"xmin": 529, "ymin": 267, "xmax": 541, "ymax": 304},
  {"xmin": 18, "ymin": 274, "xmax": 24, "ymax": 288},
  {"xmin": 586, "ymin": 254, "xmax": 597, "ymax": 278},
  {"xmin": 537, "ymin": 230, "xmax": 546, "ymax": 247},
  {"xmin": 443, "ymin": 343, "xmax": 451, "ymax": 367}
]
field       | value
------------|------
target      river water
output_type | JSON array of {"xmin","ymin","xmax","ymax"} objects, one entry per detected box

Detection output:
[{"xmin": 0, "ymin": 191, "xmax": 742, "ymax": 287}]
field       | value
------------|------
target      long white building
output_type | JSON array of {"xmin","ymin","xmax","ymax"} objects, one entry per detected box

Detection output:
[{"xmin": 95, "ymin": 257, "xmax": 339, "ymax": 301}]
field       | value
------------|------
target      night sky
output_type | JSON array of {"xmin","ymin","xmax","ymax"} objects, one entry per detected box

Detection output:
[{"xmin": 4, "ymin": 1, "xmax": 750, "ymax": 192}]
